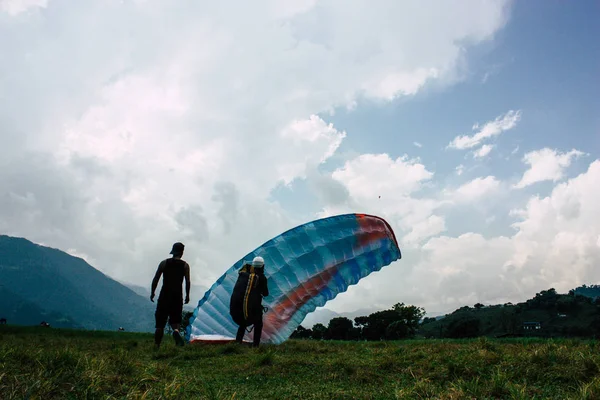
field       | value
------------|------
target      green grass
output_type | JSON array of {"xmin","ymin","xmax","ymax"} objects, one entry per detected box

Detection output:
[{"xmin": 1, "ymin": 327, "xmax": 600, "ymax": 399}]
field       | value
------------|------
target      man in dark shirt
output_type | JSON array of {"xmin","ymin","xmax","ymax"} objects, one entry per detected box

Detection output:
[{"xmin": 151, "ymin": 242, "xmax": 191, "ymax": 348}]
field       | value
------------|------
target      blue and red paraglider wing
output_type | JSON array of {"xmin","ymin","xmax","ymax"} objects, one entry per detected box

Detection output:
[{"xmin": 186, "ymin": 213, "xmax": 401, "ymax": 344}]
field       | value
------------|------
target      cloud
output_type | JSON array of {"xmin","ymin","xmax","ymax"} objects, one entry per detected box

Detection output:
[
  {"xmin": 451, "ymin": 176, "xmax": 501, "ymax": 202},
  {"xmin": 455, "ymin": 164, "xmax": 465, "ymax": 176},
  {"xmin": 277, "ymin": 115, "xmax": 347, "ymax": 185},
  {"xmin": 448, "ymin": 110, "xmax": 521, "ymax": 150},
  {"xmin": 473, "ymin": 144, "xmax": 494, "ymax": 159},
  {"xmin": 0, "ymin": 0, "xmax": 47, "ymax": 16},
  {"xmin": 306, "ymin": 168, "xmax": 353, "ymax": 207},
  {"xmin": 402, "ymin": 215, "xmax": 446, "ymax": 246},
  {"xmin": 211, "ymin": 181, "xmax": 240, "ymax": 235},
  {"xmin": 514, "ymin": 148, "xmax": 585, "ymax": 188},
  {"xmin": 320, "ymin": 153, "xmax": 445, "ymax": 247},
  {"xmin": 362, "ymin": 67, "xmax": 440, "ymax": 100},
  {"xmin": 331, "ymin": 153, "xmax": 434, "ymax": 197},
  {"xmin": 413, "ymin": 142, "xmax": 423, "ymax": 148},
  {"xmin": 0, "ymin": 1, "xmax": 513, "ymax": 304}
]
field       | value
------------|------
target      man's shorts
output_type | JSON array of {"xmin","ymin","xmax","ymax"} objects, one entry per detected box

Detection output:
[{"xmin": 155, "ymin": 298, "xmax": 183, "ymax": 329}]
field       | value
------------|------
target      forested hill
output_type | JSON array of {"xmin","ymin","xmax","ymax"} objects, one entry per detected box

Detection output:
[
  {"xmin": 574, "ymin": 284, "xmax": 600, "ymax": 300},
  {"xmin": 419, "ymin": 288, "xmax": 600, "ymax": 339},
  {"xmin": 0, "ymin": 235, "xmax": 154, "ymax": 332}
]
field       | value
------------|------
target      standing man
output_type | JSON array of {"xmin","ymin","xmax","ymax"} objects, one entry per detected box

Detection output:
[
  {"xmin": 230, "ymin": 256, "xmax": 269, "ymax": 347},
  {"xmin": 151, "ymin": 242, "xmax": 191, "ymax": 348}
]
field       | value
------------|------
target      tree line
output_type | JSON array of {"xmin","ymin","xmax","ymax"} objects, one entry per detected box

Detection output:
[
  {"xmin": 290, "ymin": 286, "xmax": 600, "ymax": 341},
  {"xmin": 290, "ymin": 303, "xmax": 425, "ymax": 341}
]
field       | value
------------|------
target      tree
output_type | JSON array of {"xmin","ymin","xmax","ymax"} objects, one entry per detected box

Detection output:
[
  {"xmin": 290, "ymin": 325, "xmax": 313, "ymax": 339},
  {"xmin": 356, "ymin": 303, "xmax": 426, "ymax": 341},
  {"xmin": 385, "ymin": 320, "xmax": 409, "ymax": 339},
  {"xmin": 311, "ymin": 323, "xmax": 327, "ymax": 340},
  {"xmin": 392, "ymin": 303, "xmax": 426, "ymax": 335},
  {"xmin": 557, "ymin": 296, "xmax": 576, "ymax": 313},
  {"xmin": 354, "ymin": 316, "xmax": 369, "ymax": 328},
  {"xmin": 359, "ymin": 310, "xmax": 400, "ymax": 340},
  {"xmin": 326, "ymin": 317, "xmax": 353, "ymax": 340},
  {"xmin": 353, "ymin": 316, "xmax": 369, "ymax": 339},
  {"xmin": 446, "ymin": 317, "xmax": 480, "ymax": 338},
  {"xmin": 500, "ymin": 309, "xmax": 517, "ymax": 334},
  {"xmin": 474, "ymin": 303, "xmax": 484, "ymax": 309}
]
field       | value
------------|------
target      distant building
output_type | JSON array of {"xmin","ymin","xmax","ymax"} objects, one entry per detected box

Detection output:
[{"xmin": 523, "ymin": 321, "xmax": 541, "ymax": 331}]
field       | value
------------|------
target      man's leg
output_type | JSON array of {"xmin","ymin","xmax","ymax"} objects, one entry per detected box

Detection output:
[
  {"xmin": 253, "ymin": 318, "xmax": 263, "ymax": 348},
  {"xmin": 154, "ymin": 304, "xmax": 168, "ymax": 349},
  {"xmin": 169, "ymin": 301, "xmax": 185, "ymax": 346},
  {"xmin": 170, "ymin": 323, "xmax": 185, "ymax": 346},
  {"xmin": 236, "ymin": 323, "xmax": 246, "ymax": 343}
]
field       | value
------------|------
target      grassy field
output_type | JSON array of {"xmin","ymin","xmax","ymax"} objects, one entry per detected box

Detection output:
[{"xmin": 1, "ymin": 326, "xmax": 600, "ymax": 399}]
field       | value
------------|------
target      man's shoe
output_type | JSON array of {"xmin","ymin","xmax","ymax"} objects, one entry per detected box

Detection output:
[{"xmin": 173, "ymin": 331, "xmax": 185, "ymax": 346}]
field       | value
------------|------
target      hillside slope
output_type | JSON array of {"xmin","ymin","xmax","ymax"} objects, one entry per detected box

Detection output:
[
  {"xmin": 0, "ymin": 285, "xmax": 81, "ymax": 328},
  {"xmin": 419, "ymin": 288, "xmax": 600, "ymax": 338},
  {"xmin": 0, "ymin": 235, "xmax": 154, "ymax": 332}
]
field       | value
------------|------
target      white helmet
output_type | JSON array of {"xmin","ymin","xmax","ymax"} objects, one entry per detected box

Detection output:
[{"xmin": 252, "ymin": 256, "xmax": 265, "ymax": 267}]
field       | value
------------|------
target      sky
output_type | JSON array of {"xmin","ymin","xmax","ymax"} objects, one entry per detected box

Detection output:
[{"xmin": 1, "ymin": 0, "xmax": 599, "ymax": 319}]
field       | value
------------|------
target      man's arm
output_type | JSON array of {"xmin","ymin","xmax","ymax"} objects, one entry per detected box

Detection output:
[
  {"xmin": 184, "ymin": 262, "xmax": 191, "ymax": 304},
  {"xmin": 260, "ymin": 276, "xmax": 269, "ymax": 297},
  {"xmin": 150, "ymin": 261, "xmax": 165, "ymax": 302}
]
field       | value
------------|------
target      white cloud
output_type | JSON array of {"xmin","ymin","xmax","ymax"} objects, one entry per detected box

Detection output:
[
  {"xmin": 413, "ymin": 141, "xmax": 423, "ymax": 148},
  {"xmin": 269, "ymin": 0, "xmax": 317, "ymax": 19},
  {"xmin": 362, "ymin": 67, "xmax": 439, "ymax": 100},
  {"xmin": 320, "ymin": 153, "xmax": 445, "ymax": 247},
  {"xmin": 514, "ymin": 148, "xmax": 585, "ymax": 188},
  {"xmin": 456, "ymin": 164, "xmax": 465, "ymax": 176},
  {"xmin": 278, "ymin": 115, "xmax": 346, "ymax": 185},
  {"xmin": 451, "ymin": 176, "xmax": 501, "ymax": 202},
  {"xmin": 332, "ymin": 153, "xmax": 433, "ymax": 197},
  {"xmin": 402, "ymin": 215, "xmax": 446, "ymax": 246},
  {"xmin": 473, "ymin": 144, "xmax": 494, "ymax": 158},
  {"xmin": 0, "ymin": 1, "xmax": 513, "ymax": 306},
  {"xmin": 448, "ymin": 110, "xmax": 521, "ymax": 150},
  {"xmin": 0, "ymin": 0, "xmax": 47, "ymax": 16}
]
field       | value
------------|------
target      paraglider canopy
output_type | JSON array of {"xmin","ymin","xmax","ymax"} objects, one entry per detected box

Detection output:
[{"xmin": 186, "ymin": 213, "xmax": 401, "ymax": 345}]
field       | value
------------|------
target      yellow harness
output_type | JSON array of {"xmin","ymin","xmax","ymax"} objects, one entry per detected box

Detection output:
[{"xmin": 241, "ymin": 265, "xmax": 258, "ymax": 320}]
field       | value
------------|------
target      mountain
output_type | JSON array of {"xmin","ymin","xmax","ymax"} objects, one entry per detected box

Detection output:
[
  {"xmin": 0, "ymin": 284, "xmax": 81, "ymax": 328},
  {"xmin": 124, "ymin": 283, "xmax": 151, "ymax": 299},
  {"xmin": 0, "ymin": 235, "xmax": 155, "ymax": 332},
  {"xmin": 300, "ymin": 308, "xmax": 341, "ymax": 327}
]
